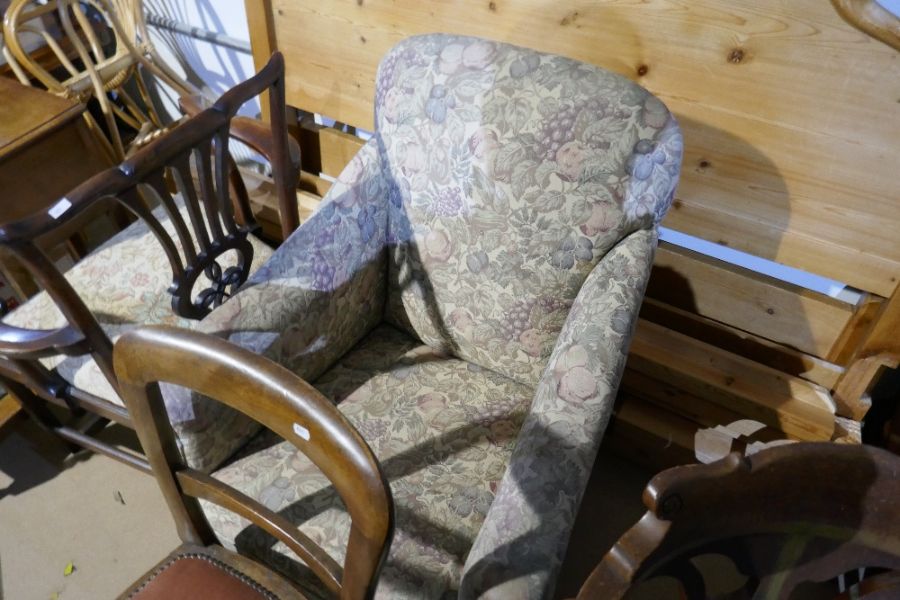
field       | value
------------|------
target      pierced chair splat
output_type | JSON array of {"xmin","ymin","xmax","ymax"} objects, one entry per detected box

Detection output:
[{"xmin": 0, "ymin": 52, "xmax": 298, "ymax": 471}]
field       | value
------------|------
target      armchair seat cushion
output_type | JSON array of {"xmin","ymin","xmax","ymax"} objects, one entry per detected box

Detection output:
[
  {"xmin": 3, "ymin": 200, "xmax": 273, "ymax": 405},
  {"xmin": 205, "ymin": 323, "xmax": 534, "ymax": 598}
]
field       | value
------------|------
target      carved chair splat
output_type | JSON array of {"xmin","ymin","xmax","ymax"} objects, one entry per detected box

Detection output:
[{"xmin": 0, "ymin": 52, "xmax": 298, "ymax": 470}]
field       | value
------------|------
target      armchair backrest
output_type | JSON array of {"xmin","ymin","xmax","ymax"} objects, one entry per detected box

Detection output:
[
  {"xmin": 376, "ymin": 34, "xmax": 683, "ymax": 385},
  {"xmin": 114, "ymin": 325, "xmax": 394, "ymax": 600}
]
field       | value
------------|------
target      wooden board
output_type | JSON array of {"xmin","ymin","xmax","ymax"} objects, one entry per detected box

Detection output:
[
  {"xmin": 0, "ymin": 394, "xmax": 21, "ymax": 430},
  {"xmin": 628, "ymin": 319, "xmax": 837, "ymax": 439},
  {"xmin": 253, "ymin": 0, "xmax": 900, "ymax": 296},
  {"xmin": 648, "ymin": 243, "xmax": 855, "ymax": 359},
  {"xmin": 639, "ymin": 299, "xmax": 845, "ymax": 389}
]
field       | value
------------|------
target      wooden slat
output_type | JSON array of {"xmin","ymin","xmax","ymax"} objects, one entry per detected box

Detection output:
[
  {"xmin": 827, "ymin": 293, "xmax": 884, "ymax": 365},
  {"xmin": 628, "ymin": 319, "xmax": 836, "ymax": 439},
  {"xmin": 243, "ymin": 0, "xmax": 277, "ymax": 123},
  {"xmin": 606, "ymin": 394, "xmax": 698, "ymax": 471},
  {"xmin": 261, "ymin": 0, "xmax": 900, "ymax": 295},
  {"xmin": 0, "ymin": 394, "xmax": 21, "ymax": 429},
  {"xmin": 242, "ymin": 168, "xmax": 321, "ymax": 240},
  {"xmin": 317, "ymin": 126, "xmax": 366, "ymax": 179},
  {"xmin": 833, "ymin": 285, "xmax": 900, "ymax": 418},
  {"xmin": 639, "ymin": 299, "xmax": 845, "ymax": 389},
  {"xmin": 622, "ymin": 368, "xmax": 786, "ymax": 444},
  {"xmin": 648, "ymin": 243, "xmax": 855, "ymax": 359},
  {"xmin": 299, "ymin": 170, "xmax": 332, "ymax": 197}
]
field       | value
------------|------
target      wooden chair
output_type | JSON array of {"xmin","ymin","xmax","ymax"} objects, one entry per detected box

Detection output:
[
  {"xmin": 113, "ymin": 325, "xmax": 394, "ymax": 600},
  {"xmin": 2, "ymin": 0, "xmax": 304, "ymax": 238},
  {"xmin": 576, "ymin": 442, "xmax": 900, "ymax": 599},
  {"xmin": 2, "ymin": 0, "xmax": 199, "ymax": 162},
  {"xmin": 0, "ymin": 52, "xmax": 297, "ymax": 472}
]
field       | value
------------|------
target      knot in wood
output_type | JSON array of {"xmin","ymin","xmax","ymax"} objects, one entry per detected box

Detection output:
[
  {"xmin": 637, "ymin": 64, "xmax": 649, "ymax": 77},
  {"xmin": 729, "ymin": 48, "xmax": 745, "ymax": 64}
]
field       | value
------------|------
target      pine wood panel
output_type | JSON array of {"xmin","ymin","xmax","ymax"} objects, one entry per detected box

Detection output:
[
  {"xmin": 628, "ymin": 319, "xmax": 837, "ymax": 440},
  {"xmin": 638, "ymin": 299, "xmax": 845, "ymax": 389},
  {"xmin": 648, "ymin": 243, "xmax": 855, "ymax": 359},
  {"xmin": 261, "ymin": 0, "xmax": 900, "ymax": 295},
  {"xmin": 0, "ymin": 394, "xmax": 21, "ymax": 429}
]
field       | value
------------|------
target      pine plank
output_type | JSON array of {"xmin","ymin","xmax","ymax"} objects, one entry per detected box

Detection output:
[
  {"xmin": 0, "ymin": 394, "xmax": 21, "ymax": 430},
  {"xmin": 639, "ymin": 299, "xmax": 845, "ymax": 389},
  {"xmin": 649, "ymin": 243, "xmax": 854, "ymax": 359},
  {"xmin": 259, "ymin": 0, "xmax": 900, "ymax": 295},
  {"xmin": 628, "ymin": 319, "xmax": 837, "ymax": 439}
]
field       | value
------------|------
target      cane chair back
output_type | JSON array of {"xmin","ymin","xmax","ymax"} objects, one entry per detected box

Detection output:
[{"xmin": 3, "ymin": 0, "xmax": 199, "ymax": 161}]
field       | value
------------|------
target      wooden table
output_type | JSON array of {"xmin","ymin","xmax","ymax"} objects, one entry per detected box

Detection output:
[{"xmin": 0, "ymin": 75, "xmax": 113, "ymax": 302}]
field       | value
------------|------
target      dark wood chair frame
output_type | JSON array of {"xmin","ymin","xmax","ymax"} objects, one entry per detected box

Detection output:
[
  {"xmin": 114, "ymin": 325, "xmax": 394, "ymax": 600},
  {"xmin": 576, "ymin": 442, "xmax": 900, "ymax": 599},
  {"xmin": 0, "ymin": 52, "xmax": 299, "ymax": 472}
]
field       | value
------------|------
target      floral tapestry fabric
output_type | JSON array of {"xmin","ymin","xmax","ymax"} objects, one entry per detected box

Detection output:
[
  {"xmin": 205, "ymin": 323, "xmax": 535, "ymax": 598},
  {"xmin": 189, "ymin": 138, "xmax": 390, "ymax": 471},
  {"xmin": 174, "ymin": 33, "xmax": 683, "ymax": 596},
  {"xmin": 379, "ymin": 34, "xmax": 682, "ymax": 387},
  {"xmin": 461, "ymin": 228, "xmax": 657, "ymax": 598}
]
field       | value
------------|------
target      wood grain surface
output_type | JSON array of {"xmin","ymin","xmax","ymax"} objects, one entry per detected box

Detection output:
[{"xmin": 253, "ymin": 0, "xmax": 900, "ymax": 295}]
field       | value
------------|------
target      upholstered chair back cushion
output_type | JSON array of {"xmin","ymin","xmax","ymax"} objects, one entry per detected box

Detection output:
[{"xmin": 379, "ymin": 34, "xmax": 682, "ymax": 385}]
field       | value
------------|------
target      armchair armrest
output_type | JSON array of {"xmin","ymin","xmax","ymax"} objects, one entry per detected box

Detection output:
[
  {"xmin": 172, "ymin": 137, "xmax": 390, "ymax": 472},
  {"xmin": 198, "ymin": 137, "xmax": 389, "ymax": 379},
  {"xmin": 461, "ymin": 227, "xmax": 659, "ymax": 599}
]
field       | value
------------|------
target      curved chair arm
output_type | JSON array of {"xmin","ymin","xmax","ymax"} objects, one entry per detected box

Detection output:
[
  {"xmin": 577, "ymin": 442, "xmax": 900, "ymax": 598},
  {"xmin": 0, "ymin": 322, "xmax": 87, "ymax": 359},
  {"xmin": 461, "ymin": 227, "xmax": 658, "ymax": 599}
]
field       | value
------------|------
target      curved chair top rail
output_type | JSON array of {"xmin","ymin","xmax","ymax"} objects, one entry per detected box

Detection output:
[
  {"xmin": 577, "ymin": 442, "xmax": 900, "ymax": 599},
  {"xmin": 114, "ymin": 325, "xmax": 394, "ymax": 600}
]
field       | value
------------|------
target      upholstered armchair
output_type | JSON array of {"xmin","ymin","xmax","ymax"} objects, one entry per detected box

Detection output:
[{"xmin": 171, "ymin": 34, "xmax": 682, "ymax": 598}]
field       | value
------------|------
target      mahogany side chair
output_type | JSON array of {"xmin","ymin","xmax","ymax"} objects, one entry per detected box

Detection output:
[
  {"xmin": 576, "ymin": 442, "xmax": 900, "ymax": 599},
  {"xmin": 0, "ymin": 52, "xmax": 298, "ymax": 473},
  {"xmin": 114, "ymin": 325, "xmax": 394, "ymax": 600}
]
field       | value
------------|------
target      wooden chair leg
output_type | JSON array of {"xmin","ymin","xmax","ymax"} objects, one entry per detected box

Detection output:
[{"xmin": 2, "ymin": 379, "xmax": 79, "ymax": 454}]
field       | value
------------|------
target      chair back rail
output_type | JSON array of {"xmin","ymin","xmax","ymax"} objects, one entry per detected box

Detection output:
[
  {"xmin": 0, "ymin": 53, "xmax": 295, "ymax": 474},
  {"xmin": 2, "ymin": 53, "xmax": 289, "ymax": 320},
  {"xmin": 576, "ymin": 442, "xmax": 900, "ymax": 599},
  {"xmin": 114, "ymin": 325, "xmax": 395, "ymax": 600}
]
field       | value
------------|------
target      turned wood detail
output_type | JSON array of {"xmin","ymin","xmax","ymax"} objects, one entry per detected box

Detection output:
[{"xmin": 576, "ymin": 442, "xmax": 900, "ymax": 599}]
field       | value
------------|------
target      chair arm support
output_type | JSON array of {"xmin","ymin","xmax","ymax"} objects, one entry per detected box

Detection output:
[
  {"xmin": 0, "ymin": 322, "xmax": 86, "ymax": 359},
  {"xmin": 179, "ymin": 95, "xmax": 301, "ymax": 171},
  {"xmin": 461, "ymin": 227, "xmax": 659, "ymax": 599}
]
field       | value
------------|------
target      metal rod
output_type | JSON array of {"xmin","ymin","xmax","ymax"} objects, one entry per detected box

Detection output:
[{"xmin": 145, "ymin": 12, "xmax": 252, "ymax": 54}]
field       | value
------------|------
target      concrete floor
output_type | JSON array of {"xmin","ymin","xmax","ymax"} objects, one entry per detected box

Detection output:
[
  {"xmin": 0, "ymin": 415, "xmax": 651, "ymax": 600},
  {"xmin": 0, "ymin": 418, "xmax": 178, "ymax": 600}
]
